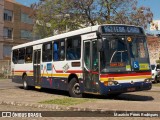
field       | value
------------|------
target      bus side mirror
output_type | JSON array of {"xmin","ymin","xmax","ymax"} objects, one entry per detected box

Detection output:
[
  {"xmin": 96, "ymin": 31, "xmax": 103, "ymax": 51},
  {"xmin": 96, "ymin": 31, "xmax": 101, "ymax": 39},
  {"xmin": 97, "ymin": 39, "xmax": 103, "ymax": 52}
]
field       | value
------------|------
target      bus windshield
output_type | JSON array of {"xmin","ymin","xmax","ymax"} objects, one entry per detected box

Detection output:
[{"xmin": 100, "ymin": 35, "xmax": 150, "ymax": 73}]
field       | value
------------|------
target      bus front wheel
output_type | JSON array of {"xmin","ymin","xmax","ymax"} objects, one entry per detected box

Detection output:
[
  {"xmin": 68, "ymin": 78, "xmax": 82, "ymax": 98},
  {"xmin": 23, "ymin": 75, "xmax": 29, "ymax": 90}
]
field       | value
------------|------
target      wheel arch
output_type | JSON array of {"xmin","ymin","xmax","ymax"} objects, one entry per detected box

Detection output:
[
  {"xmin": 22, "ymin": 72, "xmax": 27, "ymax": 80},
  {"xmin": 68, "ymin": 73, "xmax": 79, "ymax": 83}
]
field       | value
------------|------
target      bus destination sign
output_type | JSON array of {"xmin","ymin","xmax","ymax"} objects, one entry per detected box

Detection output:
[{"xmin": 101, "ymin": 25, "xmax": 143, "ymax": 34}]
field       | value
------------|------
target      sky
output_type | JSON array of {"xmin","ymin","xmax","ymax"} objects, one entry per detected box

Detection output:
[
  {"xmin": 138, "ymin": 0, "xmax": 160, "ymax": 34},
  {"xmin": 138, "ymin": 0, "xmax": 160, "ymax": 20},
  {"xmin": 16, "ymin": 0, "xmax": 39, "ymax": 6},
  {"xmin": 16, "ymin": 0, "xmax": 160, "ymax": 34}
]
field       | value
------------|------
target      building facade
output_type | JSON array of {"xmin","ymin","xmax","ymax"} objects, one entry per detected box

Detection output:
[
  {"xmin": 0, "ymin": 0, "xmax": 34, "ymax": 60},
  {"xmin": 147, "ymin": 36, "xmax": 160, "ymax": 65}
]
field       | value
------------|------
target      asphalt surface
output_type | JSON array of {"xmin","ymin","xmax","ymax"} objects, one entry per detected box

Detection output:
[{"xmin": 0, "ymin": 79, "xmax": 160, "ymax": 120}]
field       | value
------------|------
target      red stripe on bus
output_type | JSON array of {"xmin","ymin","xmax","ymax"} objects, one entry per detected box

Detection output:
[
  {"xmin": 13, "ymin": 70, "xmax": 83, "ymax": 73},
  {"xmin": 13, "ymin": 70, "xmax": 33, "ymax": 72},
  {"xmin": 66, "ymin": 70, "xmax": 83, "ymax": 73},
  {"xmin": 55, "ymin": 70, "xmax": 83, "ymax": 73},
  {"xmin": 52, "ymin": 65, "xmax": 82, "ymax": 73},
  {"xmin": 100, "ymin": 72, "xmax": 151, "ymax": 78}
]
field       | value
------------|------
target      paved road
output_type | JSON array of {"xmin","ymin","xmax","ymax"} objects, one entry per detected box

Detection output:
[
  {"xmin": 0, "ymin": 79, "xmax": 160, "ymax": 120},
  {"xmin": 0, "ymin": 79, "xmax": 21, "ymax": 89}
]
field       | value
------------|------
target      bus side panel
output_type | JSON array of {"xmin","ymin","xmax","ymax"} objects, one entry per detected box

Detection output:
[
  {"xmin": 12, "ymin": 76, "xmax": 35, "ymax": 86},
  {"xmin": 12, "ymin": 63, "xmax": 35, "ymax": 86},
  {"xmin": 12, "ymin": 76, "xmax": 23, "ymax": 84},
  {"xmin": 40, "ymin": 77, "xmax": 68, "ymax": 90},
  {"xmin": 40, "ymin": 60, "xmax": 83, "ymax": 91},
  {"xmin": 40, "ymin": 62, "xmax": 69, "ymax": 90},
  {"xmin": 39, "ymin": 77, "xmax": 84, "ymax": 92}
]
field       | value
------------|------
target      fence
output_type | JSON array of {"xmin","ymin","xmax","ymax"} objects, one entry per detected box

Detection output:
[{"xmin": 0, "ymin": 60, "xmax": 11, "ymax": 79}]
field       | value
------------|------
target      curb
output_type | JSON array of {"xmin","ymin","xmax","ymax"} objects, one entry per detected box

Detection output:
[{"xmin": 0, "ymin": 101, "xmax": 106, "ymax": 112}]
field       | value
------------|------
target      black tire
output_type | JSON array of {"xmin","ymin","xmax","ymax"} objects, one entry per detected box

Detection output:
[
  {"xmin": 68, "ymin": 78, "xmax": 82, "ymax": 98},
  {"xmin": 157, "ymin": 76, "xmax": 160, "ymax": 83},
  {"xmin": 154, "ymin": 76, "xmax": 158, "ymax": 83},
  {"xmin": 23, "ymin": 75, "xmax": 29, "ymax": 90},
  {"xmin": 108, "ymin": 93, "xmax": 121, "ymax": 98}
]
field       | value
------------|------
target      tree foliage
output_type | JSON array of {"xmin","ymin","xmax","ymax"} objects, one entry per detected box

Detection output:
[{"xmin": 31, "ymin": 0, "xmax": 153, "ymax": 38}]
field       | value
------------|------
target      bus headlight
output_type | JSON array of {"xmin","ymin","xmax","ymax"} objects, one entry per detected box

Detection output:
[
  {"xmin": 105, "ymin": 78, "xmax": 119, "ymax": 86},
  {"xmin": 108, "ymin": 81, "xmax": 119, "ymax": 86}
]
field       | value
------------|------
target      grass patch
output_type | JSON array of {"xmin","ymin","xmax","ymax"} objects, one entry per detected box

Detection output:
[
  {"xmin": 39, "ymin": 97, "xmax": 93, "ymax": 106},
  {"xmin": 153, "ymin": 83, "xmax": 160, "ymax": 87}
]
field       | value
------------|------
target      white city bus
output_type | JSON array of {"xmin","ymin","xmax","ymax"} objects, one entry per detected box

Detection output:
[{"xmin": 12, "ymin": 24, "xmax": 152, "ymax": 97}]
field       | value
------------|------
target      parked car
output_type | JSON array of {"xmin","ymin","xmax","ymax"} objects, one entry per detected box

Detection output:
[{"xmin": 151, "ymin": 64, "xmax": 160, "ymax": 83}]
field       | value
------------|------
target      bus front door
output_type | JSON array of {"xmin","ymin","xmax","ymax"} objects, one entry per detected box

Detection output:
[
  {"xmin": 33, "ymin": 49, "xmax": 41, "ymax": 86},
  {"xmin": 83, "ymin": 40, "xmax": 100, "ymax": 93}
]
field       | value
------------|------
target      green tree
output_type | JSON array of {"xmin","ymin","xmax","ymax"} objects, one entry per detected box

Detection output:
[{"xmin": 31, "ymin": 0, "xmax": 153, "ymax": 38}]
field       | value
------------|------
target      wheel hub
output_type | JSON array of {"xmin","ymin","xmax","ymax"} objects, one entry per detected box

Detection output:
[
  {"xmin": 73, "ymin": 83, "xmax": 80, "ymax": 94},
  {"xmin": 24, "ymin": 81, "xmax": 27, "ymax": 88}
]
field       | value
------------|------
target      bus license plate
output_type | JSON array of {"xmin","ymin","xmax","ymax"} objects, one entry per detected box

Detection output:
[{"xmin": 127, "ymin": 88, "xmax": 135, "ymax": 92}]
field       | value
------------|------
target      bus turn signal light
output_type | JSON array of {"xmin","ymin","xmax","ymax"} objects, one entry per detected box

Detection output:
[{"xmin": 104, "ymin": 78, "xmax": 119, "ymax": 86}]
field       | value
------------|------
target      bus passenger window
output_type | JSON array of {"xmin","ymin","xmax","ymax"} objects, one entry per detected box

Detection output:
[
  {"xmin": 25, "ymin": 47, "xmax": 33, "ymax": 63},
  {"xmin": 66, "ymin": 36, "xmax": 81, "ymax": 60},
  {"xmin": 42, "ymin": 42, "xmax": 52, "ymax": 62},
  {"xmin": 18, "ymin": 48, "xmax": 25, "ymax": 64},
  {"xmin": 53, "ymin": 42, "xmax": 59, "ymax": 61},
  {"xmin": 60, "ymin": 41, "xmax": 65, "ymax": 60},
  {"xmin": 53, "ymin": 40, "xmax": 65, "ymax": 61},
  {"xmin": 12, "ymin": 50, "xmax": 18, "ymax": 64}
]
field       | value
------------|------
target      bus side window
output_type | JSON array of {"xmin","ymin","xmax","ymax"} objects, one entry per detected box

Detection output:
[
  {"xmin": 42, "ymin": 42, "xmax": 52, "ymax": 62},
  {"xmin": 66, "ymin": 36, "xmax": 81, "ymax": 60},
  {"xmin": 25, "ymin": 47, "xmax": 33, "ymax": 63},
  {"xmin": 18, "ymin": 48, "xmax": 25, "ymax": 64},
  {"xmin": 53, "ymin": 40, "xmax": 65, "ymax": 61},
  {"xmin": 12, "ymin": 49, "xmax": 18, "ymax": 64},
  {"xmin": 60, "ymin": 41, "xmax": 65, "ymax": 60},
  {"xmin": 53, "ymin": 42, "xmax": 59, "ymax": 61}
]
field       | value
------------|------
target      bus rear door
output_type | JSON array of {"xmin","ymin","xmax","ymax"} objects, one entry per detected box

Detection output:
[{"xmin": 33, "ymin": 45, "xmax": 41, "ymax": 88}]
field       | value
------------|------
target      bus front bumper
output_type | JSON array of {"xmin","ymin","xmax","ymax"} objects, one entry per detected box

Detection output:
[{"xmin": 100, "ymin": 81, "xmax": 152, "ymax": 95}]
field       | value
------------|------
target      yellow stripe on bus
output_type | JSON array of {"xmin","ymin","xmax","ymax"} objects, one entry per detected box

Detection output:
[
  {"xmin": 41, "ymin": 73, "xmax": 69, "ymax": 77},
  {"xmin": 13, "ymin": 73, "xmax": 33, "ymax": 76}
]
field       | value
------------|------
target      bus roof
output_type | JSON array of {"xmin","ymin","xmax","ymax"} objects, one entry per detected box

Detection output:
[{"xmin": 12, "ymin": 24, "xmax": 143, "ymax": 50}]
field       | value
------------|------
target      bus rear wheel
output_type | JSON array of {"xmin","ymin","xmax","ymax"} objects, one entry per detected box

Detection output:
[
  {"xmin": 23, "ymin": 75, "xmax": 29, "ymax": 90},
  {"xmin": 68, "ymin": 78, "xmax": 82, "ymax": 98}
]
